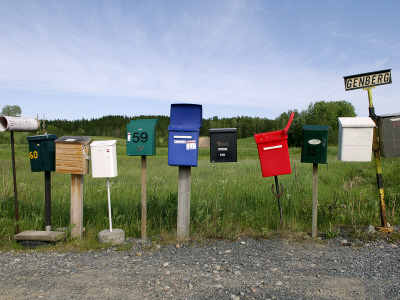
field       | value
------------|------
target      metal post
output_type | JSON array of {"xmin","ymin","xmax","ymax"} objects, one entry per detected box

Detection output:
[
  {"xmin": 10, "ymin": 132, "xmax": 20, "ymax": 234},
  {"xmin": 274, "ymin": 176, "xmax": 284, "ymax": 228},
  {"xmin": 44, "ymin": 171, "xmax": 52, "ymax": 231},
  {"xmin": 141, "ymin": 155, "xmax": 147, "ymax": 239},
  {"xmin": 177, "ymin": 166, "xmax": 191, "ymax": 241},
  {"xmin": 107, "ymin": 178, "xmax": 113, "ymax": 232},
  {"xmin": 365, "ymin": 87, "xmax": 392, "ymax": 232},
  {"xmin": 312, "ymin": 163, "xmax": 318, "ymax": 239}
]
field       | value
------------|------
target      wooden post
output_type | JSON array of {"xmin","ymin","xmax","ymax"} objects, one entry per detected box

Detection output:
[
  {"xmin": 312, "ymin": 163, "xmax": 318, "ymax": 239},
  {"xmin": 44, "ymin": 171, "xmax": 51, "ymax": 231},
  {"xmin": 10, "ymin": 132, "xmax": 20, "ymax": 234},
  {"xmin": 70, "ymin": 174, "xmax": 83, "ymax": 238},
  {"xmin": 141, "ymin": 155, "xmax": 147, "ymax": 239},
  {"xmin": 177, "ymin": 166, "xmax": 191, "ymax": 241}
]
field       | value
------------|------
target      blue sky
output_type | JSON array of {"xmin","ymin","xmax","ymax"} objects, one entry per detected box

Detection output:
[{"xmin": 0, "ymin": 0, "xmax": 399, "ymax": 120}]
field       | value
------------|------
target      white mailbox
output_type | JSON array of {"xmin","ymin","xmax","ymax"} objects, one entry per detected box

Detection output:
[
  {"xmin": 90, "ymin": 140, "xmax": 118, "ymax": 178},
  {"xmin": 338, "ymin": 117, "xmax": 376, "ymax": 162}
]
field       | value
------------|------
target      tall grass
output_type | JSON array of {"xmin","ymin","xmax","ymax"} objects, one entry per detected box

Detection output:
[{"xmin": 0, "ymin": 136, "xmax": 399, "ymax": 245}]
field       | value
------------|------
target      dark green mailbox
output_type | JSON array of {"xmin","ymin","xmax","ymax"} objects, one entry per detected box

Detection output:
[
  {"xmin": 127, "ymin": 119, "xmax": 158, "ymax": 156},
  {"xmin": 301, "ymin": 125, "xmax": 329, "ymax": 164},
  {"xmin": 27, "ymin": 134, "xmax": 57, "ymax": 172},
  {"xmin": 377, "ymin": 113, "xmax": 400, "ymax": 158}
]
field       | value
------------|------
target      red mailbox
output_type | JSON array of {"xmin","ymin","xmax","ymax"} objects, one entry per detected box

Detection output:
[{"xmin": 254, "ymin": 112, "xmax": 294, "ymax": 177}]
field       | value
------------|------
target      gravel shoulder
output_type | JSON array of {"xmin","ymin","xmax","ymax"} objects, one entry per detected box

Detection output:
[{"xmin": 0, "ymin": 236, "xmax": 399, "ymax": 300}]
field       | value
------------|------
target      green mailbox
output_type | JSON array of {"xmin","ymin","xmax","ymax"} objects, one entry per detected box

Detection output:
[
  {"xmin": 126, "ymin": 119, "xmax": 158, "ymax": 156},
  {"xmin": 27, "ymin": 134, "xmax": 57, "ymax": 172},
  {"xmin": 301, "ymin": 125, "xmax": 329, "ymax": 164}
]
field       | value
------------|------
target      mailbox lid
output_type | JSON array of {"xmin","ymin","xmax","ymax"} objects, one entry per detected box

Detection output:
[
  {"xmin": 301, "ymin": 125, "xmax": 329, "ymax": 164},
  {"xmin": 209, "ymin": 128, "xmax": 237, "ymax": 134},
  {"xmin": 254, "ymin": 130, "xmax": 287, "ymax": 144},
  {"xmin": 55, "ymin": 136, "xmax": 91, "ymax": 145},
  {"xmin": 90, "ymin": 140, "xmax": 117, "ymax": 147},
  {"xmin": 338, "ymin": 117, "xmax": 375, "ymax": 128},
  {"xmin": 168, "ymin": 104, "xmax": 202, "ymax": 130},
  {"xmin": 27, "ymin": 134, "xmax": 57, "ymax": 172}
]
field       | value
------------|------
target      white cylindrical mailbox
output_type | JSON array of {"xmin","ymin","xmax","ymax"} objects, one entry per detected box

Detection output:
[
  {"xmin": 338, "ymin": 117, "xmax": 376, "ymax": 162},
  {"xmin": 0, "ymin": 116, "xmax": 39, "ymax": 132},
  {"xmin": 90, "ymin": 140, "xmax": 118, "ymax": 178}
]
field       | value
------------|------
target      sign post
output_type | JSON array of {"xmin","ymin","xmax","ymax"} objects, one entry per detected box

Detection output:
[{"xmin": 343, "ymin": 69, "xmax": 393, "ymax": 232}]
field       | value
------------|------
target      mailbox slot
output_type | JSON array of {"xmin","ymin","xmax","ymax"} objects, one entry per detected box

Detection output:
[
  {"xmin": 168, "ymin": 104, "xmax": 202, "ymax": 166},
  {"xmin": 301, "ymin": 125, "xmax": 329, "ymax": 164},
  {"xmin": 209, "ymin": 128, "xmax": 237, "ymax": 163},
  {"xmin": 90, "ymin": 140, "xmax": 118, "ymax": 178},
  {"xmin": 338, "ymin": 117, "xmax": 375, "ymax": 162},
  {"xmin": 27, "ymin": 134, "xmax": 57, "ymax": 172},
  {"xmin": 377, "ymin": 113, "xmax": 400, "ymax": 158},
  {"xmin": 55, "ymin": 136, "xmax": 91, "ymax": 174}
]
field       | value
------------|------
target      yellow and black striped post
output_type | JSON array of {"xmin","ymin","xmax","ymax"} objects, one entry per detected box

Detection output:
[{"xmin": 365, "ymin": 87, "xmax": 393, "ymax": 232}]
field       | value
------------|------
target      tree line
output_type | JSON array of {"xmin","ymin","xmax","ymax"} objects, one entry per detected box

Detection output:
[{"xmin": 35, "ymin": 101, "xmax": 356, "ymax": 147}]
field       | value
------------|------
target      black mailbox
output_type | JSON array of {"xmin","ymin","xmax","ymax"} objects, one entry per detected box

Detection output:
[
  {"xmin": 377, "ymin": 113, "xmax": 400, "ymax": 158},
  {"xmin": 209, "ymin": 128, "xmax": 237, "ymax": 163}
]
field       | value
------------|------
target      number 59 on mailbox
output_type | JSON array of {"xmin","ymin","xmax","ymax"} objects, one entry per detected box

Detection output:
[{"xmin": 126, "ymin": 119, "xmax": 159, "ymax": 156}]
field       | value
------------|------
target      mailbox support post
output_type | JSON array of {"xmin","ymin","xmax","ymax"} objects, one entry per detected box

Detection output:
[
  {"xmin": 70, "ymin": 174, "xmax": 84, "ymax": 238},
  {"xmin": 141, "ymin": 155, "xmax": 147, "ymax": 239},
  {"xmin": 107, "ymin": 178, "xmax": 113, "ymax": 232},
  {"xmin": 10, "ymin": 132, "xmax": 20, "ymax": 234},
  {"xmin": 365, "ymin": 87, "xmax": 393, "ymax": 232},
  {"xmin": 44, "ymin": 171, "xmax": 51, "ymax": 231},
  {"xmin": 177, "ymin": 166, "xmax": 191, "ymax": 241},
  {"xmin": 312, "ymin": 163, "xmax": 318, "ymax": 239}
]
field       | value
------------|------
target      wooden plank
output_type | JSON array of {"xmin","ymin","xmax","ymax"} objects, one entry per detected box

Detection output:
[
  {"xmin": 312, "ymin": 163, "xmax": 318, "ymax": 239},
  {"xmin": 14, "ymin": 230, "xmax": 65, "ymax": 242},
  {"xmin": 70, "ymin": 174, "xmax": 84, "ymax": 238}
]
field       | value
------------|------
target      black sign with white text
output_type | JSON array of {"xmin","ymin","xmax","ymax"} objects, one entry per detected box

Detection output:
[{"xmin": 344, "ymin": 69, "xmax": 391, "ymax": 91}]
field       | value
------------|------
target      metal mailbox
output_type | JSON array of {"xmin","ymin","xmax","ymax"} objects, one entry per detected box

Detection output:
[
  {"xmin": 254, "ymin": 112, "xmax": 294, "ymax": 177},
  {"xmin": 301, "ymin": 125, "xmax": 329, "ymax": 164},
  {"xmin": 27, "ymin": 134, "xmax": 57, "ymax": 172},
  {"xmin": 168, "ymin": 103, "xmax": 202, "ymax": 166},
  {"xmin": 126, "ymin": 119, "xmax": 158, "ymax": 156},
  {"xmin": 338, "ymin": 117, "xmax": 375, "ymax": 162},
  {"xmin": 90, "ymin": 140, "xmax": 118, "ymax": 178},
  {"xmin": 55, "ymin": 136, "xmax": 91, "ymax": 174},
  {"xmin": 377, "ymin": 113, "xmax": 400, "ymax": 158},
  {"xmin": 209, "ymin": 128, "xmax": 237, "ymax": 163}
]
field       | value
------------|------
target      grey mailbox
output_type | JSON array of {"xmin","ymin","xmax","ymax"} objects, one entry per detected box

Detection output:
[{"xmin": 377, "ymin": 113, "xmax": 400, "ymax": 158}]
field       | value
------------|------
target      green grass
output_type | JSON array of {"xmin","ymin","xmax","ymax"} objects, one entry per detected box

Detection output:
[{"xmin": 0, "ymin": 135, "xmax": 399, "ymax": 249}]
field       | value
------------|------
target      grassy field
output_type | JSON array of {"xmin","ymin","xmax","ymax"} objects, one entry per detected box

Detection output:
[{"xmin": 0, "ymin": 133, "xmax": 399, "ymax": 248}]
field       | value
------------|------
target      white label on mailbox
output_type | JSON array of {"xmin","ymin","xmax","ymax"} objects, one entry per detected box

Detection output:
[
  {"xmin": 186, "ymin": 140, "xmax": 196, "ymax": 150},
  {"xmin": 65, "ymin": 138, "xmax": 76, "ymax": 142},
  {"xmin": 127, "ymin": 132, "xmax": 131, "ymax": 141},
  {"xmin": 174, "ymin": 140, "xmax": 186, "ymax": 144},
  {"xmin": 308, "ymin": 139, "xmax": 321, "ymax": 145},
  {"xmin": 220, "ymin": 153, "xmax": 226, "ymax": 156},
  {"xmin": 218, "ymin": 147, "xmax": 228, "ymax": 151},
  {"xmin": 174, "ymin": 135, "xmax": 192, "ymax": 139},
  {"xmin": 390, "ymin": 118, "xmax": 400, "ymax": 122},
  {"xmin": 263, "ymin": 145, "xmax": 282, "ymax": 151}
]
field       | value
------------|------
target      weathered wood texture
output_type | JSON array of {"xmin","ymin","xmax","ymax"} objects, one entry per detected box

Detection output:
[{"xmin": 55, "ymin": 137, "xmax": 90, "ymax": 174}]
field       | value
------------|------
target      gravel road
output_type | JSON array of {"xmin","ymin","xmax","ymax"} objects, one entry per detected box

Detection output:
[{"xmin": 0, "ymin": 236, "xmax": 399, "ymax": 300}]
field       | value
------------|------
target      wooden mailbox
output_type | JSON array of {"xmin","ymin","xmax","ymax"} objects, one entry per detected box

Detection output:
[{"xmin": 55, "ymin": 136, "xmax": 91, "ymax": 174}]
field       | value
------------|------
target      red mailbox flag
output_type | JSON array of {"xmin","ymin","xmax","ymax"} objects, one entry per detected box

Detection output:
[{"xmin": 255, "ymin": 112, "xmax": 294, "ymax": 177}]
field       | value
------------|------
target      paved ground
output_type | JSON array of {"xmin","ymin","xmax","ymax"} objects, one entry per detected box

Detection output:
[{"xmin": 0, "ymin": 236, "xmax": 399, "ymax": 299}]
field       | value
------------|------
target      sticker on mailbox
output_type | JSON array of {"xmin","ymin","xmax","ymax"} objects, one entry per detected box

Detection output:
[
  {"xmin": 308, "ymin": 139, "xmax": 321, "ymax": 145},
  {"xmin": 186, "ymin": 140, "xmax": 197, "ymax": 150},
  {"xmin": 127, "ymin": 132, "xmax": 131, "ymax": 142}
]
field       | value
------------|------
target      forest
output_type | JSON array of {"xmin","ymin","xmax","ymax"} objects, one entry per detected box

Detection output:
[{"xmin": 29, "ymin": 101, "xmax": 355, "ymax": 147}]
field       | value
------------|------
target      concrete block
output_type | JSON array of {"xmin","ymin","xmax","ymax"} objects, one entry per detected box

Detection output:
[{"xmin": 98, "ymin": 228, "xmax": 125, "ymax": 245}]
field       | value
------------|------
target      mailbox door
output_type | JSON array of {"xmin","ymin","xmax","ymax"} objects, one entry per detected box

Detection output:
[
  {"xmin": 168, "ymin": 130, "xmax": 199, "ymax": 166},
  {"xmin": 301, "ymin": 126, "xmax": 329, "ymax": 164},
  {"xmin": 210, "ymin": 131, "xmax": 237, "ymax": 163},
  {"xmin": 91, "ymin": 142, "xmax": 117, "ymax": 178},
  {"xmin": 126, "ymin": 119, "xmax": 158, "ymax": 156},
  {"xmin": 378, "ymin": 115, "xmax": 400, "ymax": 158}
]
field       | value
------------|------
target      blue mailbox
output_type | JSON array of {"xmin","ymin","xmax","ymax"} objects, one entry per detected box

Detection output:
[{"xmin": 168, "ymin": 103, "xmax": 202, "ymax": 166}]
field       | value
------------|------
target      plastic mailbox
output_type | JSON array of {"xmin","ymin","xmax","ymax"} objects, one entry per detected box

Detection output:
[
  {"xmin": 126, "ymin": 119, "xmax": 158, "ymax": 156},
  {"xmin": 209, "ymin": 128, "xmax": 237, "ymax": 163},
  {"xmin": 301, "ymin": 125, "xmax": 329, "ymax": 164},
  {"xmin": 55, "ymin": 136, "xmax": 91, "ymax": 174},
  {"xmin": 27, "ymin": 134, "xmax": 57, "ymax": 172},
  {"xmin": 90, "ymin": 140, "xmax": 118, "ymax": 178},
  {"xmin": 168, "ymin": 104, "xmax": 202, "ymax": 166},
  {"xmin": 254, "ymin": 112, "xmax": 294, "ymax": 177},
  {"xmin": 377, "ymin": 113, "xmax": 400, "ymax": 158},
  {"xmin": 338, "ymin": 117, "xmax": 375, "ymax": 162}
]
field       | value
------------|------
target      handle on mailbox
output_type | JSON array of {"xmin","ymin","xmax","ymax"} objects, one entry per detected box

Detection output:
[{"xmin": 284, "ymin": 112, "xmax": 295, "ymax": 133}]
